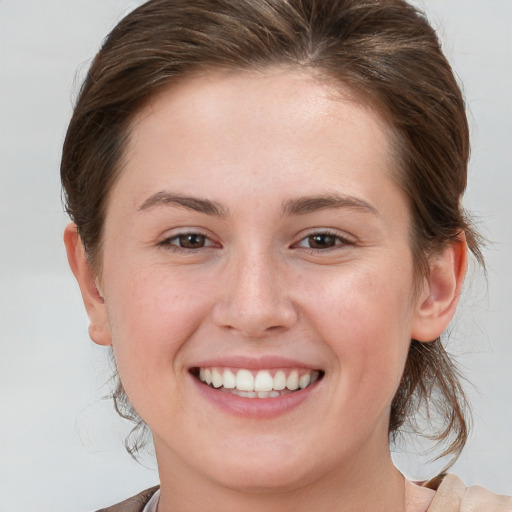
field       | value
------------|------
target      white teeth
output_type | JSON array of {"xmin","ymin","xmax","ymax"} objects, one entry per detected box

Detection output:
[
  {"xmin": 286, "ymin": 370, "xmax": 299, "ymax": 390},
  {"xmin": 299, "ymin": 373, "xmax": 311, "ymax": 389},
  {"xmin": 223, "ymin": 369, "xmax": 236, "ymax": 389},
  {"xmin": 228, "ymin": 389, "xmax": 293, "ymax": 398},
  {"xmin": 230, "ymin": 389, "xmax": 257, "ymax": 398},
  {"xmin": 254, "ymin": 370, "xmax": 273, "ymax": 392},
  {"xmin": 211, "ymin": 368, "xmax": 223, "ymax": 388},
  {"xmin": 273, "ymin": 370, "xmax": 286, "ymax": 390},
  {"xmin": 197, "ymin": 367, "xmax": 321, "ymax": 396},
  {"xmin": 236, "ymin": 369, "xmax": 254, "ymax": 391}
]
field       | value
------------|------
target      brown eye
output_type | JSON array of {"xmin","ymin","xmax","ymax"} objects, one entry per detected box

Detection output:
[
  {"xmin": 307, "ymin": 234, "xmax": 337, "ymax": 249},
  {"xmin": 176, "ymin": 233, "xmax": 207, "ymax": 249},
  {"xmin": 160, "ymin": 232, "xmax": 215, "ymax": 250},
  {"xmin": 159, "ymin": 231, "xmax": 218, "ymax": 252},
  {"xmin": 295, "ymin": 232, "xmax": 350, "ymax": 251}
]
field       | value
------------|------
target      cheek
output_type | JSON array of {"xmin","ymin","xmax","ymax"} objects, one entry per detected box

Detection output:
[
  {"xmin": 103, "ymin": 267, "xmax": 212, "ymax": 395},
  {"xmin": 306, "ymin": 264, "xmax": 414, "ymax": 392}
]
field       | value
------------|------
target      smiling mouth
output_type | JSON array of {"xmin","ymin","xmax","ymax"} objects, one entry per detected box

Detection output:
[{"xmin": 191, "ymin": 367, "xmax": 324, "ymax": 398}]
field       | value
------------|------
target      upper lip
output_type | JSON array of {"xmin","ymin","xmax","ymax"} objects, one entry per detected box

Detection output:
[{"xmin": 190, "ymin": 355, "xmax": 321, "ymax": 371}]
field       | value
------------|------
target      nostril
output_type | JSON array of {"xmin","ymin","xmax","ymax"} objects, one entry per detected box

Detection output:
[{"xmin": 211, "ymin": 285, "xmax": 298, "ymax": 336}]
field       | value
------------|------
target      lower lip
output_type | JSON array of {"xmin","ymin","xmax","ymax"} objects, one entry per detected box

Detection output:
[{"xmin": 191, "ymin": 375, "xmax": 320, "ymax": 418}]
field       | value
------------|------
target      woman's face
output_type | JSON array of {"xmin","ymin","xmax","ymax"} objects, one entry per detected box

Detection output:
[{"xmin": 96, "ymin": 70, "xmax": 429, "ymax": 490}]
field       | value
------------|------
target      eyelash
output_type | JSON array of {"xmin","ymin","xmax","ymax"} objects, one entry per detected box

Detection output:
[
  {"xmin": 292, "ymin": 230, "xmax": 353, "ymax": 252},
  {"xmin": 158, "ymin": 230, "xmax": 353, "ymax": 253},
  {"xmin": 158, "ymin": 232, "xmax": 217, "ymax": 252}
]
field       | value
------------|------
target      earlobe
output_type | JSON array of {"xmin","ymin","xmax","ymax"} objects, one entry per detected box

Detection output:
[
  {"xmin": 64, "ymin": 223, "xmax": 112, "ymax": 346},
  {"xmin": 411, "ymin": 234, "xmax": 467, "ymax": 342}
]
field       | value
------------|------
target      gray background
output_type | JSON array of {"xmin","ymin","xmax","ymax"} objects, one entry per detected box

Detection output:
[{"xmin": 0, "ymin": 1, "xmax": 510, "ymax": 510}]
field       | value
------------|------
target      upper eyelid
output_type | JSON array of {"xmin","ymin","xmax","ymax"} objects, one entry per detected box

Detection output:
[
  {"xmin": 158, "ymin": 229, "xmax": 219, "ymax": 247},
  {"xmin": 294, "ymin": 229, "xmax": 354, "ymax": 243},
  {"xmin": 289, "ymin": 234, "xmax": 353, "ymax": 253},
  {"xmin": 159, "ymin": 227, "xmax": 214, "ymax": 240}
]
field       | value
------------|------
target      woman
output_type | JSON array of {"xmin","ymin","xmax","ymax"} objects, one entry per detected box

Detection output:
[{"xmin": 61, "ymin": 0, "xmax": 511, "ymax": 510}]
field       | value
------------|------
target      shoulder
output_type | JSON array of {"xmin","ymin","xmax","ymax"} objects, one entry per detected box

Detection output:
[
  {"xmin": 95, "ymin": 486, "xmax": 160, "ymax": 512},
  {"xmin": 426, "ymin": 474, "xmax": 512, "ymax": 512}
]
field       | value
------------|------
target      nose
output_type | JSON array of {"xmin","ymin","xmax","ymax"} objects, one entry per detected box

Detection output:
[{"xmin": 212, "ymin": 248, "xmax": 298, "ymax": 338}]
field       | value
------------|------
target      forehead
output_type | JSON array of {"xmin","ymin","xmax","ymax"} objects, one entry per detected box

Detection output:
[
  {"xmin": 133, "ymin": 68, "xmax": 391, "ymax": 145},
  {"xmin": 111, "ymin": 68, "xmax": 403, "ymax": 221}
]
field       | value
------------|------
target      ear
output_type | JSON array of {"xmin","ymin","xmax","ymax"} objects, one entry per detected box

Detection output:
[
  {"xmin": 411, "ymin": 234, "xmax": 467, "ymax": 342},
  {"xmin": 64, "ymin": 223, "xmax": 112, "ymax": 346}
]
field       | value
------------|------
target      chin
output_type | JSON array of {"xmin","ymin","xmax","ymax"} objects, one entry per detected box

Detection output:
[
  {"xmin": 211, "ymin": 462, "xmax": 315, "ymax": 493},
  {"xmin": 197, "ymin": 442, "xmax": 326, "ymax": 493}
]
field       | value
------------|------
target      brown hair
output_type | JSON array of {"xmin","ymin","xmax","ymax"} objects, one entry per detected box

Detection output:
[{"xmin": 61, "ymin": 0, "xmax": 483, "ymax": 466}]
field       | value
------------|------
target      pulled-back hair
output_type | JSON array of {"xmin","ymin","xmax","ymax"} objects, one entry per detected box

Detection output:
[{"xmin": 61, "ymin": 0, "xmax": 483, "ymax": 465}]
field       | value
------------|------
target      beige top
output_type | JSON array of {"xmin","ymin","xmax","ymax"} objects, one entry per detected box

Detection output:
[
  {"xmin": 96, "ymin": 475, "xmax": 512, "ymax": 512},
  {"xmin": 426, "ymin": 474, "xmax": 512, "ymax": 512}
]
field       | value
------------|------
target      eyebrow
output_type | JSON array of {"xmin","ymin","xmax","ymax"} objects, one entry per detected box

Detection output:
[
  {"xmin": 282, "ymin": 194, "xmax": 378, "ymax": 216},
  {"xmin": 138, "ymin": 191, "xmax": 229, "ymax": 216},
  {"xmin": 137, "ymin": 191, "xmax": 378, "ymax": 218}
]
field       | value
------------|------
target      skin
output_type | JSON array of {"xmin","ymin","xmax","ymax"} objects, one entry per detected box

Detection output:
[{"xmin": 66, "ymin": 69, "xmax": 466, "ymax": 511}]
